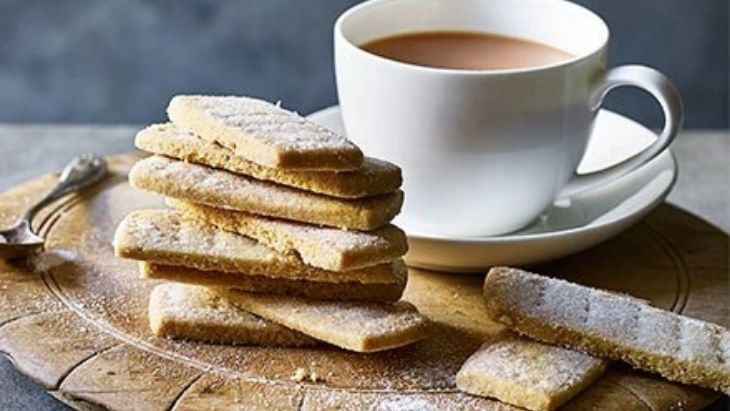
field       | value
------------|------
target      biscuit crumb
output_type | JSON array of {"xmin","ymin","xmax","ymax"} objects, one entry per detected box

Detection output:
[
  {"xmin": 290, "ymin": 365, "xmax": 325, "ymax": 383},
  {"xmin": 309, "ymin": 361, "xmax": 322, "ymax": 383},
  {"xmin": 290, "ymin": 368, "xmax": 307, "ymax": 382}
]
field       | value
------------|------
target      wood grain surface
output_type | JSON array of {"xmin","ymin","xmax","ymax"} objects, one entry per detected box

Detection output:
[{"xmin": 0, "ymin": 153, "xmax": 727, "ymax": 410}]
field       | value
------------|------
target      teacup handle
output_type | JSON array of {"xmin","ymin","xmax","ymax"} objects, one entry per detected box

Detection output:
[{"xmin": 559, "ymin": 65, "xmax": 683, "ymax": 198}]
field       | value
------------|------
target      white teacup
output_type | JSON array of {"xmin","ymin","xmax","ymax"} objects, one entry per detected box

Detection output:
[{"xmin": 334, "ymin": 0, "xmax": 682, "ymax": 237}]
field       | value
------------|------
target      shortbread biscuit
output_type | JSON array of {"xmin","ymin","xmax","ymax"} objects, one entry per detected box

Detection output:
[
  {"xmin": 148, "ymin": 283, "xmax": 317, "ymax": 347},
  {"xmin": 167, "ymin": 95, "xmax": 363, "ymax": 170},
  {"xmin": 170, "ymin": 199, "xmax": 408, "ymax": 271},
  {"xmin": 135, "ymin": 123, "xmax": 401, "ymax": 198},
  {"xmin": 141, "ymin": 261, "xmax": 407, "ymax": 302},
  {"xmin": 129, "ymin": 156, "xmax": 403, "ymax": 230},
  {"xmin": 113, "ymin": 210, "xmax": 398, "ymax": 284},
  {"xmin": 215, "ymin": 289, "xmax": 429, "ymax": 352},
  {"xmin": 483, "ymin": 267, "xmax": 730, "ymax": 394},
  {"xmin": 457, "ymin": 336, "xmax": 607, "ymax": 411}
]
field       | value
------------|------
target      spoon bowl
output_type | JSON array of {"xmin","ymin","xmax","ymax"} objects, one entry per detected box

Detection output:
[{"xmin": 0, "ymin": 222, "xmax": 45, "ymax": 259}]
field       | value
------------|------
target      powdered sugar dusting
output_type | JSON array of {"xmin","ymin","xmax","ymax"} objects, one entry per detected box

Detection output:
[
  {"xmin": 171, "ymin": 199, "xmax": 408, "ymax": 271},
  {"xmin": 220, "ymin": 289, "xmax": 428, "ymax": 352},
  {"xmin": 113, "ymin": 209, "xmax": 398, "ymax": 284},
  {"xmin": 32, "ymin": 250, "xmax": 78, "ymax": 272},
  {"xmin": 183, "ymin": 95, "xmax": 356, "ymax": 151},
  {"xmin": 150, "ymin": 283, "xmax": 318, "ymax": 346},
  {"xmin": 137, "ymin": 123, "xmax": 401, "ymax": 198},
  {"xmin": 128, "ymin": 155, "xmax": 403, "ymax": 230},
  {"xmin": 458, "ymin": 336, "xmax": 606, "ymax": 395},
  {"xmin": 269, "ymin": 219, "xmax": 399, "ymax": 251},
  {"xmin": 155, "ymin": 282, "xmax": 268, "ymax": 325},
  {"xmin": 374, "ymin": 396, "xmax": 438, "ymax": 411}
]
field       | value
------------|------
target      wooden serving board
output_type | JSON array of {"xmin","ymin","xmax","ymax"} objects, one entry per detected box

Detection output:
[{"xmin": 0, "ymin": 153, "xmax": 727, "ymax": 411}]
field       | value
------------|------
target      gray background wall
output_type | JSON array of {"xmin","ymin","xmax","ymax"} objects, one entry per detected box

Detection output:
[{"xmin": 0, "ymin": 0, "xmax": 727, "ymax": 127}]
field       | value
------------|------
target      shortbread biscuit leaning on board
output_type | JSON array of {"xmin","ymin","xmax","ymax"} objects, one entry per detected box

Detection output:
[
  {"xmin": 135, "ymin": 123, "xmax": 401, "ymax": 199},
  {"xmin": 167, "ymin": 95, "xmax": 363, "ymax": 170},
  {"xmin": 457, "ymin": 336, "xmax": 608, "ymax": 411},
  {"xmin": 483, "ymin": 267, "xmax": 730, "ymax": 394},
  {"xmin": 170, "ymin": 199, "xmax": 408, "ymax": 271},
  {"xmin": 141, "ymin": 261, "xmax": 407, "ymax": 302},
  {"xmin": 214, "ymin": 289, "xmax": 429, "ymax": 353},
  {"xmin": 129, "ymin": 156, "xmax": 403, "ymax": 230},
  {"xmin": 113, "ymin": 210, "xmax": 399, "ymax": 284},
  {"xmin": 149, "ymin": 283, "xmax": 317, "ymax": 347}
]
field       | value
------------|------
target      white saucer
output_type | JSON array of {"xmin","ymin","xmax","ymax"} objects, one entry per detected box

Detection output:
[{"xmin": 308, "ymin": 106, "xmax": 677, "ymax": 272}]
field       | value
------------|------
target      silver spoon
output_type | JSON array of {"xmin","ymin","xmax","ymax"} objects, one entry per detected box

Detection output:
[{"xmin": 0, "ymin": 154, "xmax": 108, "ymax": 260}]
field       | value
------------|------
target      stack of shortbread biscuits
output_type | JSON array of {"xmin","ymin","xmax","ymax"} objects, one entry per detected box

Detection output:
[{"xmin": 113, "ymin": 95, "xmax": 428, "ymax": 352}]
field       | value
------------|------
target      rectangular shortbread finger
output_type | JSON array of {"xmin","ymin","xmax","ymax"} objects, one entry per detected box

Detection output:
[
  {"xmin": 135, "ymin": 123, "xmax": 401, "ymax": 199},
  {"xmin": 170, "ymin": 199, "xmax": 408, "ymax": 271},
  {"xmin": 456, "ymin": 336, "xmax": 607, "ymax": 411},
  {"xmin": 167, "ymin": 95, "xmax": 363, "ymax": 170},
  {"xmin": 148, "ymin": 283, "xmax": 317, "ymax": 347},
  {"xmin": 129, "ymin": 156, "xmax": 403, "ymax": 230},
  {"xmin": 214, "ymin": 289, "xmax": 429, "ymax": 353},
  {"xmin": 141, "ymin": 261, "xmax": 407, "ymax": 302},
  {"xmin": 113, "ymin": 210, "xmax": 399, "ymax": 284},
  {"xmin": 483, "ymin": 267, "xmax": 730, "ymax": 394}
]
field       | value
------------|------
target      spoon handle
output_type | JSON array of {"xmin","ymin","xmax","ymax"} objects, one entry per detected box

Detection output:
[{"xmin": 19, "ymin": 154, "xmax": 108, "ymax": 224}]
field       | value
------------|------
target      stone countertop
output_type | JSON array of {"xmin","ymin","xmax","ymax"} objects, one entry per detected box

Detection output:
[{"xmin": 0, "ymin": 124, "xmax": 727, "ymax": 410}]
